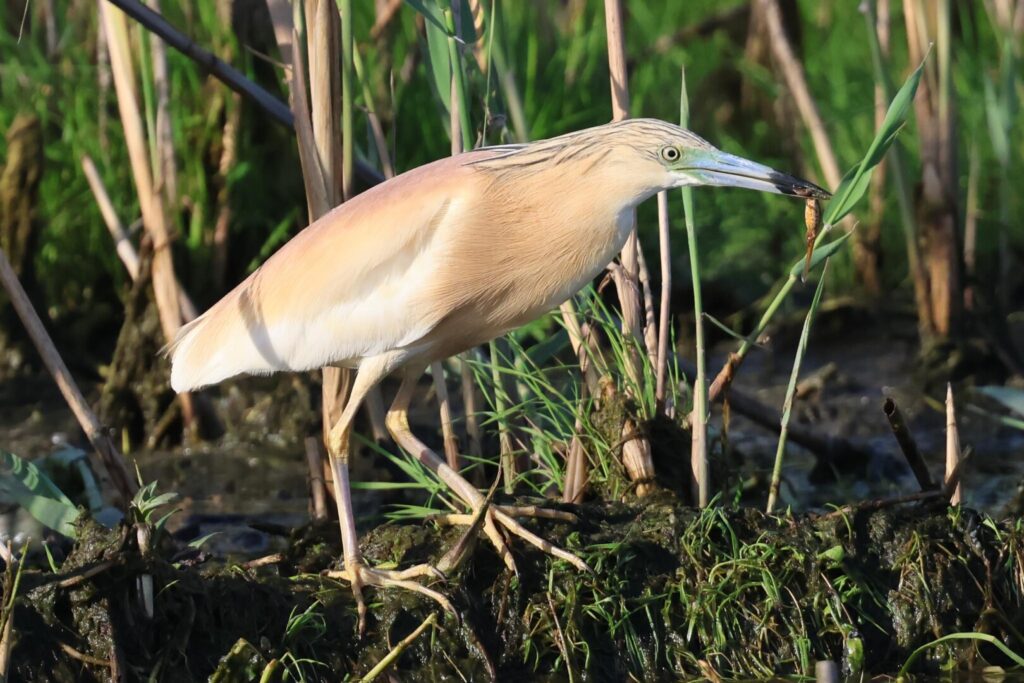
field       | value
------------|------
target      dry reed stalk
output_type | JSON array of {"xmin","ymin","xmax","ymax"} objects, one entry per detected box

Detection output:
[
  {"xmin": 621, "ymin": 418, "xmax": 655, "ymax": 496},
  {"xmin": 81, "ymin": 155, "xmax": 197, "ymax": 320},
  {"xmin": 758, "ymin": 0, "xmax": 842, "ymax": 190},
  {"xmin": 265, "ymin": 0, "xmax": 295, "ymax": 71},
  {"xmin": 289, "ymin": 35, "xmax": 329, "ymax": 218},
  {"xmin": 107, "ymin": 0, "xmax": 293, "ymax": 128},
  {"xmin": 303, "ymin": 436, "xmax": 329, "ymax": 521},
  {"xmin": 460, "ymin": 357, "xmax": 483, "ymax": 459},
  {"xmin": 432, "ymin": 361, "xmax": 461, "ymax": 469},
  {"xmin": 603, "ymin": 0, "xmax": 657, "ymax": 494},
  {"xmin": 635, "ymin": 244, "xmax": 659, "ymax": 364},
  {"xmin": 903, "ymin": 0, "xmax": 961, "ymax": 340},
  {"xmin": 112, "ymin": 0, "xmax": 386, "ymax": 187},
  {"xmin": 562, "ymin": 387, "xmax": 589, "ymax": 503},
  {"xmin": 945, "ymin": 383, "xmax": 962, "ymax": 504},
  {"xmin": 0, "ymin": 247, "xmax": 137, "ymax": 502},
  {"xmin": 559, "ymin": 299, "xmax": 601, "ymax": 395},
  {"xmin": 100, "ymin": 3, "xmax": 196, "ymax": 428},
  {"xmin": 655, "ymin": 191, "xmax": 672, "ymax": 414},
  {"xmin": 603, "ymin": 0, "xmax": 651, "ymax": 362},
  {"xmin": 304, "ymin": 0, "xmax": 349, "ymax": 447},
  {"xmin": 81, "ymin": 155, "xmax": 140, "ymax": 280}
]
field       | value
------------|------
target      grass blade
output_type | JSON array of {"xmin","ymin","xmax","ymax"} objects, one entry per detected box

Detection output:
[{"xmin": 767, "ymin": 259, "xmax": 829, "ymax": 514}]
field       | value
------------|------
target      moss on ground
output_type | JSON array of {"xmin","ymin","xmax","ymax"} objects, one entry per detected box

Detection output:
[{"xmin": 5, "ymin": 497, "xmax": 1024, "ymax": 681}]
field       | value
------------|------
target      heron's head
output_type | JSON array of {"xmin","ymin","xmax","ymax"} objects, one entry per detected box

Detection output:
[{"xmin": 613, "ymin": 119, "xmax": 830, "ymax": 200}]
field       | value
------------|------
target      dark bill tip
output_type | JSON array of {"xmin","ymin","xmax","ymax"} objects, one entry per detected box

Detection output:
[{"xmin": 768, "ymin": 171, "xmax": 832, "ymax": 200}]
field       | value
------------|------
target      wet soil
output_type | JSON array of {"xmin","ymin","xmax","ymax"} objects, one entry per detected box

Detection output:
[
  {"xmin": 3, "ymin": 312, "xmax": 1024, "ymax": 679},
  {"xmin": 5, "ymin": 497, "xmax": 1024, "ymax": 680}
]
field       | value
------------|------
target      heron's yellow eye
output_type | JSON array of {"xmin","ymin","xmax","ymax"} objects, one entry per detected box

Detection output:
[{"xmin": 660, "ymin": 146, "xmax": 680, "ymax": 162}]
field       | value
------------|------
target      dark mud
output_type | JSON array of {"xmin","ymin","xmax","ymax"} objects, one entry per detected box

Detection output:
[{"xmin": 6, "ymin": 495, "xmax": 1024, "ymax": 681}]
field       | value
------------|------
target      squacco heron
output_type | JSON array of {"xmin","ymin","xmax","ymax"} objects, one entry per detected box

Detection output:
[{"xmin": 169, "ymin": 118, "xmax": 827, "ymax": 625}]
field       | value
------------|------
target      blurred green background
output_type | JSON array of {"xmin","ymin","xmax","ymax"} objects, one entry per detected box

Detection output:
[{"xmin": 0, "ymin": 0, "xmax": 1019, "ymax": 361}]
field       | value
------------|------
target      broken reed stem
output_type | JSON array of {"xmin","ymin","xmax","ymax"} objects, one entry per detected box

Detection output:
[
  {"xmin": 0, "ymin": 248, "xmax": 137, "ymax": 502},
  {"xmin": 81, "ymin": 155, "xmax": 197, "ymax": 321},
  {"xmin": 603, "ymin": 0, "xmax": 657, "ymax": 495},
  {"xmin": 883, "ymin": 396, "xmax": 936, "ymax": 491},
  {"xmin": 680, "ymin": 67, "xmax": 708, "ymax": 507},
  {"xmin": 767, "ymin": 259, "xmax": 829, "ymax": 514},
  {"xmin": 654, "ymin": 191, "xmax": 672, "ymax": 414},
  {"xmin": 303, "ymin": 436, "xmax": 329, "ymax": 521},
  {"xmin": 861, "ymin": 1, "xmax": 926, "ymax": 330},
  {"xmin": 945, "ymin": 383, "xmax": 962, "ymax": 504},
  {"xmin": 361, "ymin": 613, "xmax": 437, "ymax": 682}
]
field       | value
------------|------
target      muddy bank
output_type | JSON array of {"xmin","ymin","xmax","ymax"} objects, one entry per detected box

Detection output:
[{"xmin": 6, "ymin": 495, "xmax": 1024, "ymax": 681}]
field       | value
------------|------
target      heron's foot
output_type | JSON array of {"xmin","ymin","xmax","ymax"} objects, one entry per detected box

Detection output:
[
  {"xmin": 432, "ymin": 504, "xmax": 591, "ymax": 575},
  {"xmin": 326, "ymin": 558, "xmax": 454, "ymax": 634}
]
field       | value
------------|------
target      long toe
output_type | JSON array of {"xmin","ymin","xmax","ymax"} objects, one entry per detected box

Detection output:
[
  {"xmin": 327, "ymin": 561, "xmax": 457, "ymax": 629},
  {"xmin": 432, "ymin": 504, "xmax": 590, "ymax": 574}
]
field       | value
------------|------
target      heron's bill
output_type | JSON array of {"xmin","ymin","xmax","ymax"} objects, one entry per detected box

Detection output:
[{"xmin": 684, "ymin": 150, "xmax": 831, "ymax": 200}]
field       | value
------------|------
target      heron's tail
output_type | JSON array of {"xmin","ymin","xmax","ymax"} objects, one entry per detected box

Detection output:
[{"xmin": 165, "ymin": 291, "xmax": 277, "ymax": 392}]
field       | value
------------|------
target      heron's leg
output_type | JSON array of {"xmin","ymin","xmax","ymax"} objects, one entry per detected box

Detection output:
[
  {"xmin": 385, "ymin": 369, "xmax": 590, "ymax": 574},
  {"xmin": 323, "ymin": 361, "xmax": 454, "ymax": 633}
]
